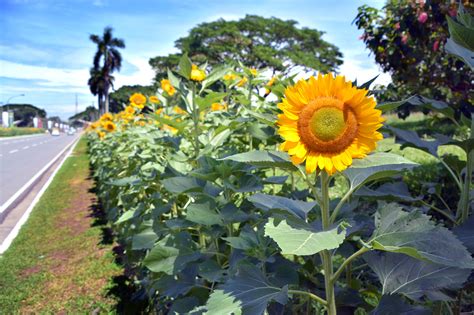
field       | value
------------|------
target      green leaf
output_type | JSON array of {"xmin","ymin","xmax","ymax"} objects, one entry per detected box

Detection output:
[
  {"xmin": 178, "ymin": 54, "xmax": 193, "ymax": 79},
  {"xmin": 167, "ymin": 68, "xmax": 181, "ymax": 89},
  {"xmin": 115, "ymin": 209, "xmax": 136, "ymax": 224},
  {"xmin": 376, "ymin": 95, "xmax": 455, "ymax": 120},
  {"xmin": 344, "ymin": 152, "xmax": 417, "ymax": 191},
  {"xmin": 221, "ymin": 265, "xmax": 288, "ymax": 315},
  {"xmin": 264, "ymin": 218, "xmax": 346, "ymax": 256},
  {"xmin": 132, "ymin": 228, "xmax": 158, "ymax": 250},
  {"xmin": 366, "ymin": 252, "xmax": 471, "ymax": 301},
  {"xmin": 355, "ymin": 182, "xmax": 420, "ymax": 202},
  {"xmin": 109, "ymin": 176, "xmax": 141, "ymax": 186},
  {"xmin": 371, "ymin": 295, "xmax": 430, "ymax": 315},
  {"xmin": 220, "ymin": 150, "xmax": 298, "ymax": 171},
  {"xmin": 143, "ymin": 244, "xmax": 180, "ymax": 274},
  {"xmin": 186, "ymin": 202, "xmax": 223, "ymax": 226},
  {"xmin": 388, "ymin": 126, "xmax": 450, "ymax": 157},
  {"xmin": 248, "ymin": 193, "xmax": 316, "ymax": 219},
  {"xmin": 196, "ymin": 91, "xmax": 228, "ymax": 110},
  {"xmin": 370, "ymin": 204, "xmax": 474, "ymax": 268},
  {"xmin": 205, "ymin": 290, "xmax": 242, "ymax": 315},
  {"xmin": 447, "ymin": 16, "xmax": 474, "ymax": 51},
  {"xmin": 445, "ymin": 38, "xmax": 474, "ymax": 70},
  {"xmin": 143, "ymin": 234, "xmax": 201, "ymax": 275},
  {"xmin": 358, "ymin": 74, "xmax": 379, "ymax": 90},
  {"xmin": 201, "ymin": 66, "xmax": 232, "ymax": 92},
  {"xmin": 162, "ymin": 176, "xmax": 204, "ymax": 194}
]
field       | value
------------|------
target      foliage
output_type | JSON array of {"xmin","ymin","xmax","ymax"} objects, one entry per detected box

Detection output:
[
  {"xmin": 354, "ymin": 0, "xmax": 473, "ymax": 119},
  {"xmin": 0, "ymin": 127, "xmax": 44, "ymax": 137},
  {"xmin": 149, "ymin": 15, "xmax": 342, "ymax": 82},
  {"xmin": 0, "ymin": 104, "xmax": 46, "ymax": 126},
  {"xmin": 86, "ymin": 49, "xmax": 473, "ymax": 314}
]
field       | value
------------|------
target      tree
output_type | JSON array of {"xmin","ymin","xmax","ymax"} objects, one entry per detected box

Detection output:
[
  {"xmin": 89, "ymin": 27, "xmax": 125, "ymax": 114},
  {"xmin": 69, "ymin": 106, "xmax": 99, "ymax": 123},
  {"xmin": 149, "ymin": 15, "xmax": 343, "ymax": 82},
  {"xmin": 354, "ymin": 0, "xmax": 473, "ymax": 119},
  {"xmin": 109, "ymin": 85, "xmax": 156, "ymax": 113},
  {"xmin": 0, "ymin": 104, "xmax": 46, "ymax": 127}
]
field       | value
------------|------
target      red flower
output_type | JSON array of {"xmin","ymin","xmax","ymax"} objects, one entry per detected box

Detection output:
[
  {"xmin": 418, "ymin": 12, "xmax": 428, "ymax": 24},
  {"xmin": 394, "ymin": 22, "xmax": 400, "ymax": 30},
  {"xmin": 433, "ymin": 40, "xmax": 439, "ymax": 52}
]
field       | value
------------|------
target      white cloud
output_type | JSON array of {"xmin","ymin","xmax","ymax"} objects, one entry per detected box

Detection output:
[{"xmin": 339, "ymin": 57, "xmax": 391, "ymax": 86}]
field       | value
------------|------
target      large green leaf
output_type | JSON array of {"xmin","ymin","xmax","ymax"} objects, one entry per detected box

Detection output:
[
  {"xmin": 186, "ymin": 202, "xmax": 223, "ymax": 226},
  {"xmin": 445, "ymin": 38, "xmax": 474, "ymax": 70},
  {"xmin": 200, "ymin": 66, "xmax": 232, "ymax": 92},
  {"xmin": 132, "ymin": 227, "xmax": 158, "ymax": 250},
  {"xmin": 371, "ymin": 295, "xmax": 430, "ymax": 315},
  {"xmin": 370, "ymin": 204, "xmax": 474, "ymax": 269},
  {"xmin": 220, "ymin": 150, "xmax": 298, "ymax": 171},
  {"xmin": 265, "ymin": 218, "xmax": 346, "ymax": 256},
  {"xmin": 446, "ymin": 16, "xmax": 474, "ymax": 51},
  {"xmin": 221, "ymin": 265, "xmax": 288, "ymax": 315},
  {"xmin": 366, "ymin": 252, "xmax": 470, "ymax": 301},
  {"xmin": 161, "ymin": 176, "xmax": 204, "ymax": 194},
  {"xmin": 376, "ymin": 95, "xmax": 455, "ymax": 120},
  {"xmin": 355, "ymin": 182, "xmax": 420, "ymax": 202},
  {"xmin": 343, "ymin": 152, "xmax": 417, "ymax": 191},
  {"xmin": 204, "ymin": 290, "xmax": 242, "ymax": 315},
  {"xmin": 388, "ymin": 126, "xmax": 450, "ymax": 157},
  {"xmin": 143, "ymin": 233, "xmax": 201, "ymax": 275},
  {"xmin": 248, "ymin": 193, "xmax": 316, "ymax": 219},
  {"xmin": 178, "ymin": 54, "xmax": 192, "ymax": 79}
]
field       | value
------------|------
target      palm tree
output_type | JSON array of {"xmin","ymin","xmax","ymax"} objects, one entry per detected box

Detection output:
[{"xmin": 89, "ymin": 27, "xmax": 125, "ymax": 114}]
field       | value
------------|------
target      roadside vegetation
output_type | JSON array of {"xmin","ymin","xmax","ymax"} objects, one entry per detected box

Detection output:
[
  {"xmin": 0, "ymin": 138, "xmax": 122, "ymax": 313},
  {"xmin": 0, "ymin": 127, "xmax": 45, "ymax": 137}
]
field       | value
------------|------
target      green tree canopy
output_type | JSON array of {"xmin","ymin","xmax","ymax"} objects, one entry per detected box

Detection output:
[
  {"xmin": 354, "ymin": 0, "xmax": 473, "ymax": 119},
  {"xmin": 0, "ymin": 104, "xmax": 46, "ymax": 127},
  {"xmin": 149, "ymin": 15, "xmax": 343, "ymax": 82}
]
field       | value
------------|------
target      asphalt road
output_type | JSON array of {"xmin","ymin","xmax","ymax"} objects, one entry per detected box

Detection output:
[{"xmin": 0, "ymin": 133, "xmax": 80, "ymax": 205}]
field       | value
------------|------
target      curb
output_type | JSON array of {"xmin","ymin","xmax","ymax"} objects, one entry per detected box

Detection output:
[{"xmin": 0, "ymin": 133, "xmax": 46, "ymax": 141}]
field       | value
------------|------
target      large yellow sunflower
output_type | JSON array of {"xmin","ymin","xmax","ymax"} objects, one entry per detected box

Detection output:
[{"xmin": 277, "ymin": 73, "xmax": 384, "ymax": 174}]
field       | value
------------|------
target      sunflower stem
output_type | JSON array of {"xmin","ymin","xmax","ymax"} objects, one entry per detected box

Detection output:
[
  {"xmin": 320, "ymin": 171, "xmax": 337, "ymax": 315},
  {"xmin": 191, "ymin": 82, "xmax": 200, "ymax": 158}
]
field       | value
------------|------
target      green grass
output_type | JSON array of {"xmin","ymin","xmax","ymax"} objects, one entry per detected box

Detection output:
[
  {"xmin": 0, "ymin": 127, "xmax": 45, "ymax": 137},
  {"xmin": 0, "ymin": 138, "xmax": 122, "ymax": 313}
]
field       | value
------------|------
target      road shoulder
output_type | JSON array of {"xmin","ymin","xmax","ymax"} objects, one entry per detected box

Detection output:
[{"xmin": 0, "ymin": 137, "xmax": 122, "ymax": 313}]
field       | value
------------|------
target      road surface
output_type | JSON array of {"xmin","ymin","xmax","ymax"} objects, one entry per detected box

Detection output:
[{"xmin": 0, "ymin": 133, "xmax": 80, "ymax": 205}]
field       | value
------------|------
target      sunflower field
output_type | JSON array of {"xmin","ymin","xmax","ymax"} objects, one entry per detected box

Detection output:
[{"xmin": 86, "ymin": 6, "xmax": 473, "ymax": 315}]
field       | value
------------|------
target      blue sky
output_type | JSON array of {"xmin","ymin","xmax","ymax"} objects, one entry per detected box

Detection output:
[{"xmin": 0, "ymin": 0, "xmax": 388, "ymax": 119}]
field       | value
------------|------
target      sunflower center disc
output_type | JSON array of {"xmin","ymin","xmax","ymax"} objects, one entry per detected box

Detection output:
[
  {"xmin": 297, "ymin": 97, "xmax": 358, "ymax": 153},
  {"xmin": 310, "ymin": 107, "xmax": 346, "ymax": 141}
]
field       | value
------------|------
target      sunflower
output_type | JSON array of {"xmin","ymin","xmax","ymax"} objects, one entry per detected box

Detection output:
[
  {"xmin": 190, "ymin": 64, "xmax": 206, "ymax": 82},
  {"xmin": 250, "ymin": 68, "xmax": 258, "ymax": 76},
  {"xmin": 237, "ymin": 77, "xmax": 248, "ymax": 87},
  {"xmin": 97, "ymin": 131, "xmax": 106, "ymax": 140},
  {"xmin": 155, "ymin": 108, "xmax": 164, "ymax": 115},
  {"xmin": 130, "ymin": 93, "xmax": 147, "ymax": 106},
  {"xmin": 173, "ymin": 106, "xmax": 187, "ymax": 115},
  {"xmin": 211, "ymin": 102, "xmax": 227, "ymax": 111},
  {"xmin": 277, "ymin": 73, "xmax": 384, "ymax": 174},
  {"xmin": 223, "ymin": 73, "xmax": 237, "ymax": 81},
  {"xmin": 161, "ymin": 79, "xmax": 176, "ymax": 96},
  {"xmin": 103, "ymin": 121, "xmax": 117, "ymax": 133},
  {"xmin": 100, "ymin": 112, "xmax": 113, "ymax": 122},
  {"xmin": 149, "ymin": 95, "xmax": 160, "ymax": 104},
  {"xmin": 125, "ymin": 106, "xmax": 135, "ymax": 115}
]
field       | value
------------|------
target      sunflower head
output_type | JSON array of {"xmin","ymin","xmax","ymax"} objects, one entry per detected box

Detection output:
[
  {"xmin": 237, "ymin": 77, "xmax": 248, "ymax": 87},
  {"xmin": 100, "ymin": 112, "xmax": 113, "ymax": 122},
  {"xmin": 103, "ymin": 121, "xmax": 116, "ymax": 133},
  {"xmin": 190, "ymin": 64, "xmax": 206, "ymax": 82},
  {"xmin": 130, "ymin": 93, "xmax": 147, "ymax": 106},
  {"xmin": 277, "ymin": 73, "xmax": 384, "ymax": 175},
  {"xmin": 161, "ymin": 79, "xmax": 176, "ymax": 96},
  {"xmin": 250, "ymin": 68, "xmax": 258, "ymax": 76},
  {"xmin": 149, "ymin": 95, "xmax": 160, "ymax": 104},
  {"xmin": 125, "ymin": 106, "xmax": 135, "ymax": 115},
  {"xmin": 173, "ymin": 106, "xmax": 187, "ymax": 115},
  {"xmin": 211, "ymin": 102, "xmax": 227, "ymax": 111}
]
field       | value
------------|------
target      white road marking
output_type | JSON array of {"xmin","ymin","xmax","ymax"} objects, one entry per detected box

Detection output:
[
  {"xmin": 9, "ymin": 149, "xmax": 18, "ymax": 154},
  {"xmin": 32, "ymin": 144, "xmax": 37, "ymax": 147},
  {"xmin": 22, "ymin": 146, "xmax": 29, "ymax": 150}
]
